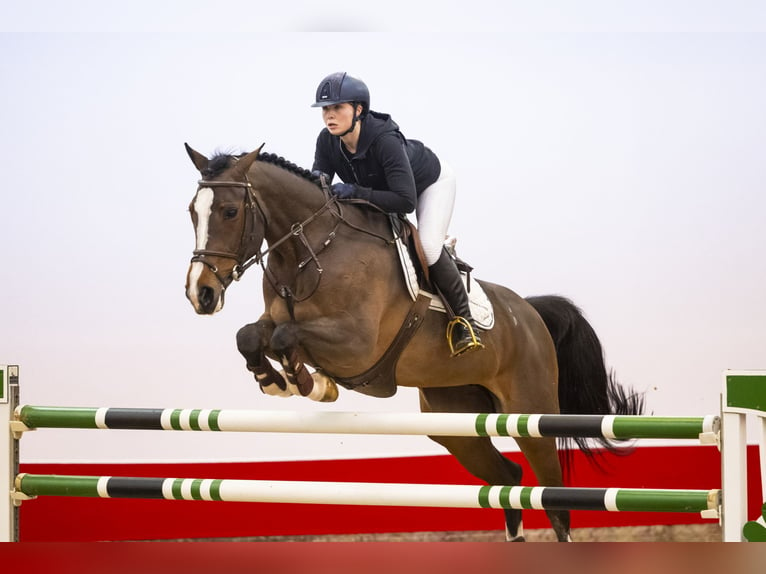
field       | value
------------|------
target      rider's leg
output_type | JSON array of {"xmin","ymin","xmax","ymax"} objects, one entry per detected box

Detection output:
[
  {"xmin": 428, "ymin": 248, "xmax": 484, "ymax": 356},
  {"xmin": 417, "ymin": 161, "xmax": 483, "ymax": 356}
]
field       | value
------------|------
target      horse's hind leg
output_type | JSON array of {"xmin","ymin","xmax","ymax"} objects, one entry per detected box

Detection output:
[
  {"xmin": 514, "ymin": 436, "xmax": 572, "ymax": 542},
  {"xmin": 419, "ymin": 386, "xmax": 526, "ymax": 541}
]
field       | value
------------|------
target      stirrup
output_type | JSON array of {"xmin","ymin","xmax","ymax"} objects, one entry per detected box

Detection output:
[{"xmin": 446, "ymin": 317, "xmax": 485, "ymax": 357}]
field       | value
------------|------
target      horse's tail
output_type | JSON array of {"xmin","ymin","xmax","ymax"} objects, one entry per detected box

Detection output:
[{"xmin": 525, "ymin": 295, "xmax": 645, "ymax": 469}]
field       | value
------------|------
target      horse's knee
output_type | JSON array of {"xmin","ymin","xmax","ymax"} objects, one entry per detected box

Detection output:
[
  {"xmin": 271, "ymin": 323, "xmax": 300, "ymax": 357},
  {"xmin": 235, "ymin": 324, "xmax": 256, "ymax": 353},
  {"xmin": 236, "ymin": 322, "xmax": 267, "ymax": 355}
]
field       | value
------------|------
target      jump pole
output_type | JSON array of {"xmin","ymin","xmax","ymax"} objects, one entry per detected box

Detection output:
[
  {"xmin": 13, "ymin": 474, "xmax": 721, "ymax": 515},
  {"xmin": 12, "ymin": 406, "xmax": 720, "ymax": 441}
]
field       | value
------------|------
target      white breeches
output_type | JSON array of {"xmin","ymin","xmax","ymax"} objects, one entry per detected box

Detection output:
[{"xmin": 416, "ymin": 161, "xmax": 456, "ymax": 266}]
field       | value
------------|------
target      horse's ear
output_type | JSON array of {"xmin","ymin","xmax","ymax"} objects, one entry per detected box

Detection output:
[
  {"xmin": 232, "ymin": 143, "xmax": 266, "ymax": 179},
  {"xmin": 185, "ymin": 143, "xmax": 209, "ymax": 173}
]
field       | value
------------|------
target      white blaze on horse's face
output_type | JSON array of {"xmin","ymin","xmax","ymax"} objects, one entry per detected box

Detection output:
[
  {"xmin": 187, "ymin": 187, "xmax": 224, "ymax": 313},
  {"xmin": 193, "ymin": 187, "xmax": 214, "ymax": 252}
]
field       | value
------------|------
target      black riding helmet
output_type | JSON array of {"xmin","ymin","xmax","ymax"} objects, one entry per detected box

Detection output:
[
  {"xmin": 312, "ymin": 72, "xmax": 370, "ymax": 136},
  {"xmin": 312, "ymin": 72, "xmax": 370, "ymax": 113}
]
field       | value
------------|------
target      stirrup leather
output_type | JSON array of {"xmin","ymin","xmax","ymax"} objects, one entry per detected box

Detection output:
[{"xmin": 446, "ymin": 317, "xmax": 485, "ymax": 357}]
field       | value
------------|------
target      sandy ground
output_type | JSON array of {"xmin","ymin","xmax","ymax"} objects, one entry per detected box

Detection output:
[{"xmin": 199, "ymin": 524, "xmax": 721, "ymax": 543}]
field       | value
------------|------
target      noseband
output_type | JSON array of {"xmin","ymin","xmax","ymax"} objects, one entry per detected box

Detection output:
[{"xmin": 191, "ymin": 178, "xmax": 266, "ymax": 286}]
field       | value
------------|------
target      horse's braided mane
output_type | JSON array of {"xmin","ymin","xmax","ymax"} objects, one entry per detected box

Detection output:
[{"xmin": 203, "ymin": 151, "xmax": 322, "ymax": 187}]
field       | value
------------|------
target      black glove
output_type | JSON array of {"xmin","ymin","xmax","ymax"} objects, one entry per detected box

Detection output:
[{"xmin": 331, "ymin": 182, "xmax": 358, "ymax": 199}]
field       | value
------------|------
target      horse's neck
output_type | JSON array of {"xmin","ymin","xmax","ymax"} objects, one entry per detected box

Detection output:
[{"xmin": 251, "ymin": 165, "xmax": 330, "ymax": 257}]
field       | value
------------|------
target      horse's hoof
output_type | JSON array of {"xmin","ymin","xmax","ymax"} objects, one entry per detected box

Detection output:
[
  {"xmin": 309, "ymin": 371, "xmax": 339, "ymax": 402},
  {"xmin": 506, "ymin": 523, "xmax": 525, "ymax": 542}
]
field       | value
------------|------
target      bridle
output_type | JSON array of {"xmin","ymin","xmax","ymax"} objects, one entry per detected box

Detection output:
[{"xmin": 190, "ymin": 177, "xmax": 266, "ymax": 287}]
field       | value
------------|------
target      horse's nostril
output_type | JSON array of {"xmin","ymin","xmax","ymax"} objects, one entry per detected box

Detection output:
[{"xmin": 199, "ymin": 286, "xmax": 215, "ymax": 308}]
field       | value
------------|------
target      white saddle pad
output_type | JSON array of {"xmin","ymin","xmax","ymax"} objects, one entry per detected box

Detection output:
[{"xmin": 393, "ymin": 224, "xmax": 495, "ymax": 330}]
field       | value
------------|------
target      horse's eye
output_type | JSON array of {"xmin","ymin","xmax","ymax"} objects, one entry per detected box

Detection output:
[{"xmin": 223, "ymin": 207, "xmax": 239, "ymax": 219}]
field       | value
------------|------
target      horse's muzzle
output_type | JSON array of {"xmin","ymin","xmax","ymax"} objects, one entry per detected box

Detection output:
[
  {"xmin": 188, "ymin": 284, "xmax": 224, "ymax": 315},
  {"xmin": 186, "ymin": 263, "xmax": 226, "ymax": 314}
]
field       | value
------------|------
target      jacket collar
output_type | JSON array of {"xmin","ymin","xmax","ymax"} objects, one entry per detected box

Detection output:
[{"xmin": 350, "ymin": 111, "xmax": 399, "ymax": 158}]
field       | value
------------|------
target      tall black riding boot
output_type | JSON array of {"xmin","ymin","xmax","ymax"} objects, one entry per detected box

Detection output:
[{"xmin": 428, "ymin": 249, "xmax": 484, "ymax": 357}]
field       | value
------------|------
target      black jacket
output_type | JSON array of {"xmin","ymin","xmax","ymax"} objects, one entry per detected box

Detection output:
[{"xmin": 312, "ymin": 111, "xmax": 441, "ymax": 214}]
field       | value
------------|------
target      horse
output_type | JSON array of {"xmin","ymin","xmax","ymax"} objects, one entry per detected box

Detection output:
[{"xmin": 183, "ymin": 143, "xmax": 644, "ymax": 541}]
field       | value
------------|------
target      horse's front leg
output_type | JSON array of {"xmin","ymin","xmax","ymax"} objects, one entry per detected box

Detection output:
[
  {"xmin": 236, "ymin": 318, "xmax": 291, "ymax": 398},
  {"xmin": 271, "ymin": 321, "xmax": 339, "ymax": 402}
]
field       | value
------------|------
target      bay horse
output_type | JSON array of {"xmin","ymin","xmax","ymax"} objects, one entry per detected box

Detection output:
[{"xmin": 183, "ymin": 143, "xmax": 643, "ymax": 541}]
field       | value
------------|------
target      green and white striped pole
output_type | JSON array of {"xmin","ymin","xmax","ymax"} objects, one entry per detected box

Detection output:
[
  {"xmin": 14, "ymin": 474, "xmax": 720, "ymax": 516},
  {"xmin": 14, "ymin": 406, "xmax": 719, "ymax": 441}
]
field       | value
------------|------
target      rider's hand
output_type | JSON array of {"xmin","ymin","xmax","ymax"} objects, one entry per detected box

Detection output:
[{"xmin": 331, "ymin": 183, "xmax": 358, "ymax": 199}]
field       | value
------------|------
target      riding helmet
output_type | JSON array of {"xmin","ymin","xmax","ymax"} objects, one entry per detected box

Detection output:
[{"xmin": 311, "ymin": 72, "xmax": 370, "ymax": 116}]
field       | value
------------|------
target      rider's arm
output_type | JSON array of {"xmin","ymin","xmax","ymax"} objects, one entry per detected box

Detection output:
[
  {"xmin": 352, "ymin": 135, "xmax": 417, "ymax": 214},
  {"xmin": 312, "ymin": 130, "xmax": 337, "ymax": 180}
]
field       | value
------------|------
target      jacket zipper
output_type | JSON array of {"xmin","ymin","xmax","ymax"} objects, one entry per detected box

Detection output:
[{"xmin": 339, "ymin": 140, "xmax": 361, "ymax": 184}]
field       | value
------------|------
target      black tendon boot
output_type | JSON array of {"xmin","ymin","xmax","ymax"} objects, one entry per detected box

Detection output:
[{"xmin": 428, "ymin": 249, "xmax": 484, "ymax": 357}]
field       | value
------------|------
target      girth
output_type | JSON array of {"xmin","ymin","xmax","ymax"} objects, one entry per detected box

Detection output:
[{"xmin": 323, "ymin": 293, "xmax": 431, "ymax": 396}]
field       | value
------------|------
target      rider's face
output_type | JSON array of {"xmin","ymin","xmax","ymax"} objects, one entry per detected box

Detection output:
[{"xmin": 321, "ymin": 103, "xmax": 359, "ymax": 136}]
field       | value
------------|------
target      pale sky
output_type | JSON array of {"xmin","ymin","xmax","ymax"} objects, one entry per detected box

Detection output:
[{"xmin": 1, "ymin": 2, "xmax": 765, "ymax": 462}]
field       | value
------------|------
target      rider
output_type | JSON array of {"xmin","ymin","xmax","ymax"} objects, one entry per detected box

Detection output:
[{"xmin": 311, "ymin": 72, "xmax": 483, "ymax": 357}]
